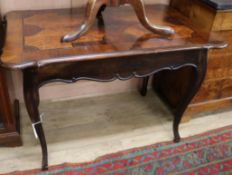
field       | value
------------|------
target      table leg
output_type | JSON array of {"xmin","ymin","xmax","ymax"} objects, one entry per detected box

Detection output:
[
  {"xmin": 140, "ymin": 77, "xmax": 150, "ymax": 96},
  {"xmin": 61, "ymin": 0, "xmax": 108, "ymax": 42},
  {"xmin": 153, "ymin": 53, "xmax": 207, "ymax": 142},
  {"xmin": 172, "ymin": 69, "xmax": 203, "ymax": 142},
  {"xmin": 23, "ymin": 69, "xmax": 48, "ymax": 170},
  {"xmin": 127, "ymin": 0, "xmax": 175, "ymax": 36}
]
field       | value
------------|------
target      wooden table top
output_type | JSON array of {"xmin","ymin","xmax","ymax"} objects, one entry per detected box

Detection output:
[{"xmin": 0, "ymin": 4, "xmax": 227, "ymax": 69}]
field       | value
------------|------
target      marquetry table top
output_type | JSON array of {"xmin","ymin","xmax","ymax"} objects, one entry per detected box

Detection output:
[{"xmin": 1, "ymin": 4, "xmax": 226, "ymax": 69}]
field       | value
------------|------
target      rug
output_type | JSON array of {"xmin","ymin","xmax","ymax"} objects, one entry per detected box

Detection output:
[{"xmin": 4, "ymin": 125, "xmax": 232, "ymax": 175}]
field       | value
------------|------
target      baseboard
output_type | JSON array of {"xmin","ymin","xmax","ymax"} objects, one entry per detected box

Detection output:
[
  {"xmin": 0, "ymin": 131, "xmax": 22, "ymax": 147},
  {"xmin": 184, "ymin": 97, "xmax": 232, "ymax": 120}
]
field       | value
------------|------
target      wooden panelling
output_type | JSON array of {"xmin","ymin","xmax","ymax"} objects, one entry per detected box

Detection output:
[
  {"xmin": 170, "ymin": 0, "xmax": 216, "ymax": 33},
  {"xmin": 206, "ymin": 55, "xmax": 232, "ymax": 80},
  {"xmin": 205, "ymin": 32, "xmax": 232, "ymax": 80},
  {"xmin": 192, "ymin": 78, "xmax": 232, "ymax": 103},
  {"xmin": 213, "ymin": 11, "xmax": 232, "ymax": 31},
  {"xmin": 186, "ymin": 97, "xmax": 232, "ymax": 118},
  {"xmin": 171, "ymin": 0, "xmax": 232, "ymax": 32}
]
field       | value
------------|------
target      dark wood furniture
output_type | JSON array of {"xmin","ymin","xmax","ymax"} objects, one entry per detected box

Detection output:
[
  {"xmin": 170, "ymin": 0, "xmax": 232, "ymax": 121},
  {"xmin": 61, "ymin": 0, "xmax": 175, "ymax": 42},
  {"xmin": 0, "ymin": 16, "xmax": 22, "ymax": 147},
  {"xmin": 0, "ymin": 4, "xmax": 225, "ymax": 170}
]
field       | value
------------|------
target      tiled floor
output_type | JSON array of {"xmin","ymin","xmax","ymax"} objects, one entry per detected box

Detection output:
[{"xmin": 0, "ymin": 91, "xmax": 232, "ymax": 173}]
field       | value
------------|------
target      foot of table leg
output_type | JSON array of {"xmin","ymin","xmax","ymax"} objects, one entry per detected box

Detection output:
[
  {"xmin": 23, "ymin": 69, "xmax": 48, "ymax": 170},
  {"xmin": 61, "ymin": 0, "xmax": 108, "ymax": 42},
  {"xmin": 140, "ymin": 77, "xmax": 150, "ymax": 96},
  {"xmin": 127, "ymin": 0, "xmax": 175, "ymax": 36},
  {"xmin": 173, "ymin": 116, "xmax": 181, "ymax": 143},
  {"xmin": 33, "ymin": 123, "xmax": 48, "ymax": 170}
]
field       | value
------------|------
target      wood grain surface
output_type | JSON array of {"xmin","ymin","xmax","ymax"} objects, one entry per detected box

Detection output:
[{"xmin": 1, "ymin": 4, "xmax": 225, "ymax": 69}]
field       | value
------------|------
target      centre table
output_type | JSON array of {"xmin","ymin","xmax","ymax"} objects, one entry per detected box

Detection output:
[{"xmin": 0, "ymin": 4, "xmax": 226, "ymax": 170}]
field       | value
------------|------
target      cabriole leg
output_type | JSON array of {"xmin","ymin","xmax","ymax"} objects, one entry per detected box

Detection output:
[
  {"xmin": 153, "ymin": 50, "xmax": 207, "ymax": 143},
  {"xmin": 61, "ymin": 0, "xmax": 108, "ymax": 42},
  {"xmin": 23, "ymin": 69, "xmax": 48, "ymax": 170},
  {"xmin": 140, "ymin": 77, "xmax": 150, "ymax": 96},
  {"xmin": 127, "ymin": 0, "xmax": 175, "ymax": 36}
]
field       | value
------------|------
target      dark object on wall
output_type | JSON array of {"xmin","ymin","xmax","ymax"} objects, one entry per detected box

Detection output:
[{"xmin": 0, "ymin": 16, "xmax": 22, "ymax": 147}]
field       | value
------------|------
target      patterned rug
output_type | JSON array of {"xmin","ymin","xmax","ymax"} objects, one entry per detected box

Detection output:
[{"xmin": 4, "ymin": 125, "xmax": 232, "ymax": 175}]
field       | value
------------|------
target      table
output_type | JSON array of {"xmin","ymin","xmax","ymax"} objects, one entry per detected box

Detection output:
[{"xmin": 0, "ymin": 4, "xmax": 226, "ymax": 170}]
